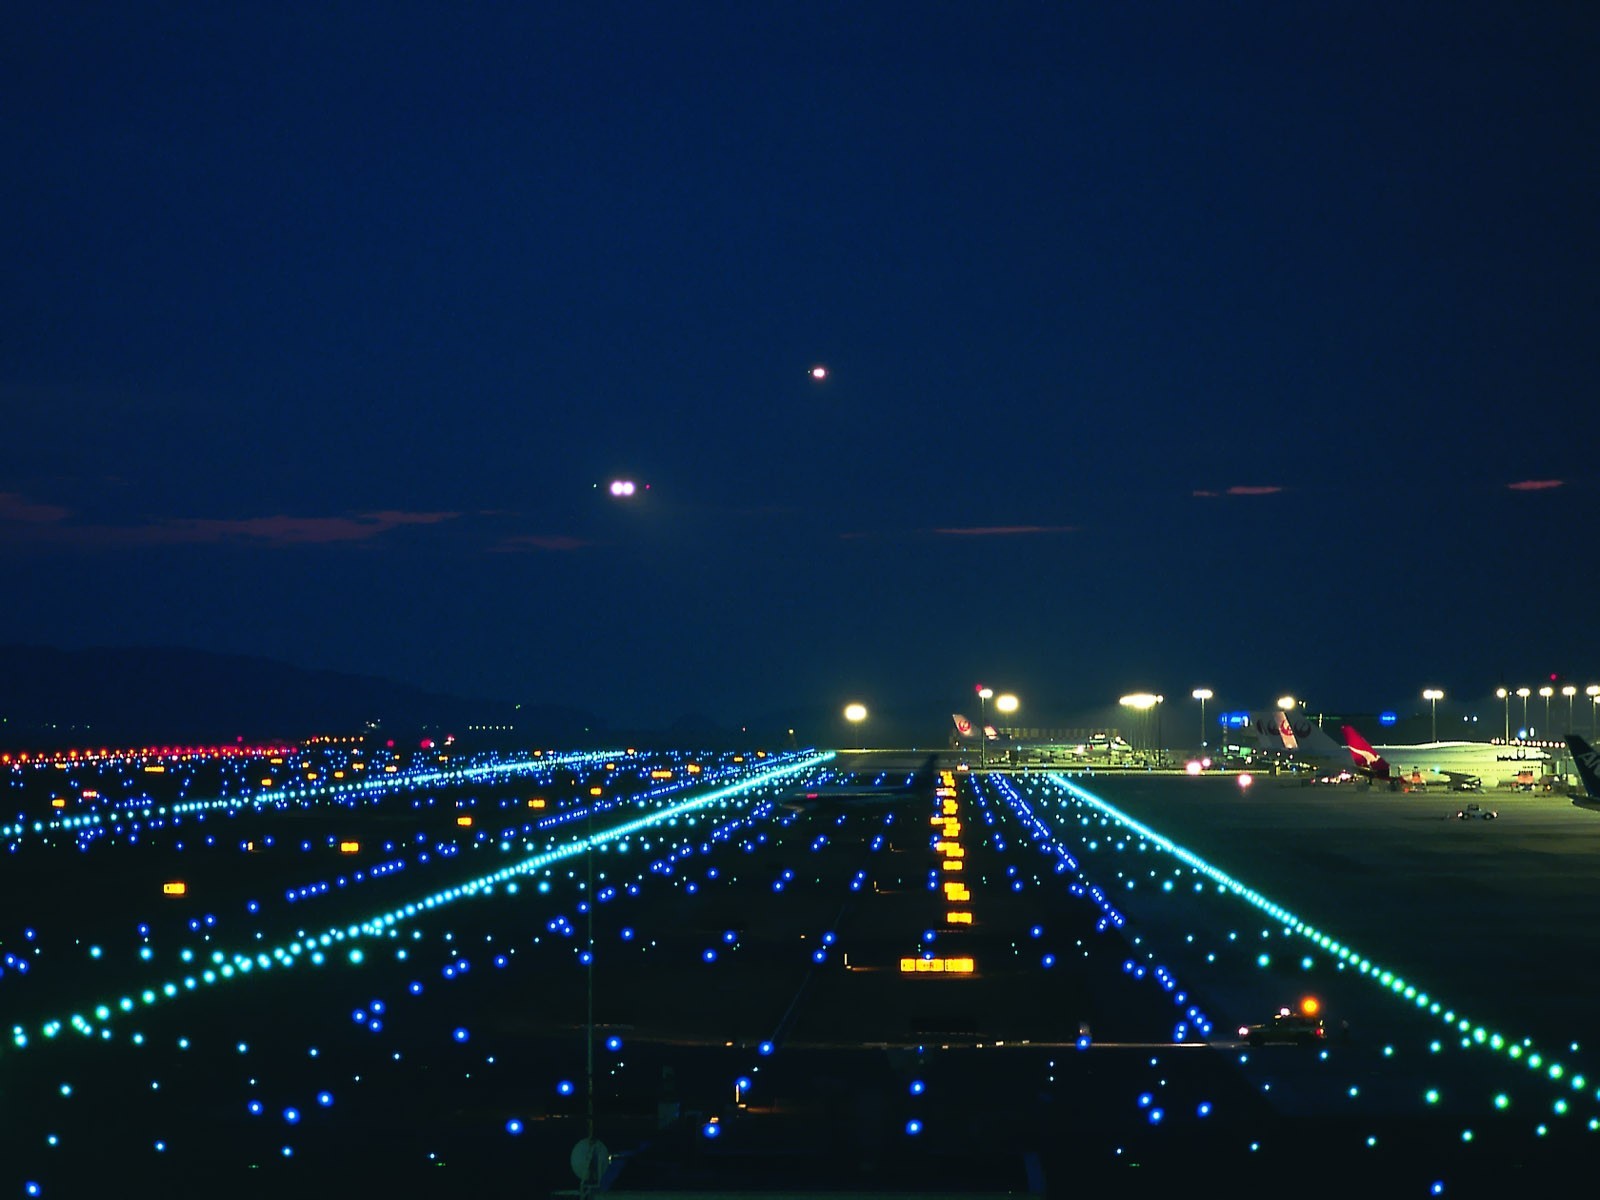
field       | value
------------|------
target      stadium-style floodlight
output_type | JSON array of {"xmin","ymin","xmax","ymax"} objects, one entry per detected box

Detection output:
[
  {"xmin": 1192, "ymin": 688, "xmax": 1213, "ymax": 749},
  {"xmin": 1422, "ymin": 689, "xmax": 1443, "ymax": 742},
  {"xmin": 1516, "ymin": 688, "xmax": 1531, "ymax": 738},
  {"xmin": 976, "ymin": 686, "xmax": 993, "ymax": 767},
  {"xmin": 1589, "ymin": 685, "xmax": 1600, "ymax": 739},
  {"xmin": 843, "ymin": 702, "xmax": 867, "ymax": 750},
  {"xmin": 1539, "ymin": 686, "xmax": 1554, "ymax": 737},
  {"xmin": 1496, "ymin": 688, "xmax": 1509, "ymax": 745},
  {"xmin": 1562, "ymin": 685, "xmax": 1577, "ymax": 735},
  {"xmin": 995, "ymin": 693, "xmax": 1018, "ymax": 739},
  {"xmin": 1119, "ymin": 693, "xmax": 1160, "ymax": 756}
]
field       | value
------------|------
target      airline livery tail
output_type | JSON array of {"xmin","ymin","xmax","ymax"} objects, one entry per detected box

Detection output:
[
  {"xmin": 1567, "ymin": 735, "xmax": 1600, "ymax": 806},
  {"xmin": 1342, "ymin": 725, "xmax": 1391, "ymax": 782},
  {"xmin": 1251, "ymin": 710, "xmax": 1347, "ymax": 762}
]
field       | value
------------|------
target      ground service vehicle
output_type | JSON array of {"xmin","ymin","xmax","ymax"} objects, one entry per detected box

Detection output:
[{"xmin": 1239, "ymin": 1008, "xmax": 1326, "ymax": 1046}]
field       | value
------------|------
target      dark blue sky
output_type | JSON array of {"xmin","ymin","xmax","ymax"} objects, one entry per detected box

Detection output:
[{"xmin": 3, "ymin": 3, "xmax": 1595, "ymax": 732}]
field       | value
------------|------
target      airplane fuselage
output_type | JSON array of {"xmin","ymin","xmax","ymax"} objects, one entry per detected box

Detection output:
[{"xmin": 1368, "ymin": 741, "xmax": 1550, "ymax": 788}]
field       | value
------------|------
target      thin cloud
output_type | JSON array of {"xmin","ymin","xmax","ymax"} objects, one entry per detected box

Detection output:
[
  {"xmin": 149, "ymin": 511, "xmax": 461, "ymax": 545},
  {"xmin": 360, "ymin": 510, "xmax": 462, "ymax": 526},
  {"xmin": 492, "ymin": 533, "xmax": 592, "ymax": 552},
  {"xmin": 1506, "ymin": 479, "xmax": 1563, "ymax": 491},
  {"xmin": 840, "ymin": 524, "xmax": 1079, "ymax": 541},
  {"xmin": 0, "ymin": 492, "xmax": 71, "ymax": 523},
  {"xmin": 932, "ymin": 525, "xmax": 1079, "ymax": 537},
  {"xmin": 0, "ymin": 508, "xmax": 462, "ymax": 548},
  {"xmin": 1193, "ymin": 485, "xmax": 1283, "ymax": 497}
]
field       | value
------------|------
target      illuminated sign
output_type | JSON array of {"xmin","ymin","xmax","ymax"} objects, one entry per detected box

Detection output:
[
  {"xmin": 898, "ymin": 957, "xmax": 975, "ymax": 974},
  {"xmin": 162, "ymin": 881, "xmax": 186, "ymax": 896}
]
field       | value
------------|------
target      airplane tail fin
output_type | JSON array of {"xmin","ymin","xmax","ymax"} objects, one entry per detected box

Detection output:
[
  {"xmin": 1342, "ymin": 725, "xmax": 1390, "ymax": 779},
  {"xmin": 1567, "ymin": 735, "xmax": 1600, "ymax": 799},
  {"xmin": 1252, "ymin": 710, "xmax": 1345, "ymax": 761}
]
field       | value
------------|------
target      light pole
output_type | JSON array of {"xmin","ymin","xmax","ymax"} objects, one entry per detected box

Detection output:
[
  {"xmin": 1540, "ymin": 686, "xmax": 1554, "ymax": 738},
  {"xmin": 843, "ymin": 702, "xmax": 867, "ymax": 750},
  {"xmin": 976, "ymin": 686, "xmax": 992, "ymax": 767},
  {"xmin": 1192, "ymin": 688, "xmax": 1213, "ymax": 750},
  {"xmin": 1517, "ymin": 688, "xmax": 1531, "ymax": 738},
  {"xmin": 1589, "ymin": 686, "xmax": 1599, "ymax": 738},
  {"xmin": 1422, "ymin": 689, "xmax": 1443, "ymax": 742},
  {"xmin": 1562, "ymin": 685, "xmax": 1577, "ymax": 735},
  {"xmin": 1496, "ymin": 688, "xmax": 1509, "ymax": 745}
]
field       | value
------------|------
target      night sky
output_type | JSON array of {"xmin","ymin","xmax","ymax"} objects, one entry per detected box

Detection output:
[{"xmin": 4, "ymin": 3, "xmax": 1595, "ymax": 733}]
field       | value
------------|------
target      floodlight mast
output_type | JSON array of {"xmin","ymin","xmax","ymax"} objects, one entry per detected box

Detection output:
[{"xmin": 1192, "ymin": 688, "xmax": 1213, "ymax": 749}]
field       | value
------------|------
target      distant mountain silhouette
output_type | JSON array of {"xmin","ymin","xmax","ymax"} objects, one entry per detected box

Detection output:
[{"xmin": 0, "ymin": 645, "xmax": 601, "ymax": 750}]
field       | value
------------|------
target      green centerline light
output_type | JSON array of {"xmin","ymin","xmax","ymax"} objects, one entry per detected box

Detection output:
[{"xmin": 1039, "ymin": 770, "xmax": 1587, "ymax": 1108}]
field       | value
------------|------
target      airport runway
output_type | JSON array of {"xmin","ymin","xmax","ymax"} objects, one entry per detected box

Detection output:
[{"xmin": 3, "ymin": 745, "xmax": 1597, "ymax": 1198}]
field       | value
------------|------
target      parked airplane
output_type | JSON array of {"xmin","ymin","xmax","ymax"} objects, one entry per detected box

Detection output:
[
  {"xmin": 1344, "ymin": 725, "xmax": 1550, "ymax": 791},
  {"xmin": 1082, "ymin": 732, "xmax": 1133, "ymax": 756},
  {"xmin": 778, "ymin": 753, "xmax": 940, "ymax": 814},
  {"xmin": 1245, "ymin": 711, "xmax": 1551, "ymax": 790},
  {"xmin": 1566, "ymin": 735, "xmax": 1600, "ymax": 811},
  {"xmin": 1248, "ymin": 710, "xmax": 1345, "ymax": 759}
]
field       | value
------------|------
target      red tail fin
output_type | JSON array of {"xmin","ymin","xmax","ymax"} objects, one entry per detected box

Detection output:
[{"xmin": 1341, "ymin": 725, "xmax": 1389, "ymax": 778}]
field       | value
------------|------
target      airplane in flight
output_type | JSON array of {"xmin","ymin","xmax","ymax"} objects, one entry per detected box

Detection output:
[
  {"xmin": 777, "ymin": 753, "xmax": 941, "ymax": 814},
  {"xmin": 1566, "ymin": 734, "xmax": 1600, "ymax": 811},
  {"xmin": 1343, "ymin": 725, "xmax": 1550, "ymax": 791}
]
